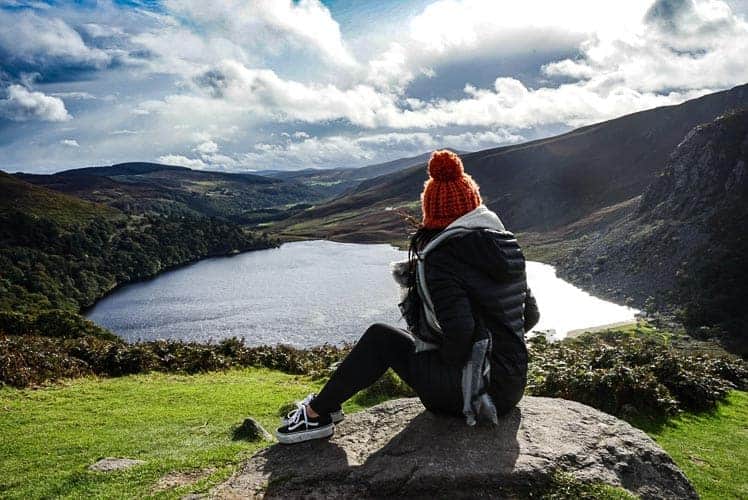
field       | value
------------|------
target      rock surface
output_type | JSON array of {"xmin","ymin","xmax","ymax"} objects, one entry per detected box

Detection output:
[
  {"xmin": 211, "ymin": 397, "xmax": 696, "ymax": 499},
  {"xmin": 88, "ymin": 457, "xmax": 144, "ymax": 472},
  {"xmin": 232, "ymin": 417, "xmax": 272, "ymax": 442},
  {"xmin": 556, "ymin": 109, "xmax": 748, "ymax": 312}
]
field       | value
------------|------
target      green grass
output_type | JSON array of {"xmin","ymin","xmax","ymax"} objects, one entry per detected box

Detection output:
[
  {"xmin": 644, "ymin": 391, "xmax": 748, "ymax": 500},
  {"xmin": 0, "ymin": 171, "xmax": 119, "ymax": 226},
  {"xmin": 0, "ymin": 368, "xmax": 369, "ymax": 499},
  {"xmin": 1, "ymin": 368, "xmax": 745, "ymax": 499}
]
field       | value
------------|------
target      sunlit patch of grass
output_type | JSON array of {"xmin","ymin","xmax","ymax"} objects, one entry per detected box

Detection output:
[
  {"xmin": 0, "ymin": 368, "xmax": 325, "ymax": 499},
  {"xmin": 643, "ymin": 391, "xmax": 748, "ymax": 500}
]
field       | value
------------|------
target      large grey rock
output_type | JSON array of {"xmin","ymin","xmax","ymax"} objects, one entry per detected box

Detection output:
[{"xmin": 212, "ymin": 397, "xmax": 696, "ymax": 499}]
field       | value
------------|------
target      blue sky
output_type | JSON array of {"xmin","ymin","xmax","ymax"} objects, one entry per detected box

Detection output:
[{"xmin": 1, "ymin": 0, "xmax": 747, "ymax": 173}]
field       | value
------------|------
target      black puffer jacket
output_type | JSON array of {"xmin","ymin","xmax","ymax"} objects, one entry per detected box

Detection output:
[{"xmin": 424, "ymin": 227, "xmax": 540, "ymax": 397}]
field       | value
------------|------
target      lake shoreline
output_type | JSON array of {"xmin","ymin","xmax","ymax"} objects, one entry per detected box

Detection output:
[
  {"xmin": 565, "ymin": 321, "xmax": 639, "ymax": 339},
  {"xmin": 79, "ymin": 242, "xmax": 279, "ymax": 316},
  {"xmin": 87, "ymin": 240, "xmax": 639, "ymax": 346}
]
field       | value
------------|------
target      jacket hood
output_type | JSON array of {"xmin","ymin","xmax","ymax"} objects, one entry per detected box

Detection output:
[
  {"xmin": 390, "ymin": 205, "xmax": 507, "ymax": 289},
  {"xmin": 444, "ymin": 204, "xmax": 505, "ymax": 232}
]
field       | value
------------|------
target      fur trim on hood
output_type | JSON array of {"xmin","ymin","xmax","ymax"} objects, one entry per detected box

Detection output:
[{"xmin": 390, "ymin": 259, "xmax": 412, "ymax": 290}]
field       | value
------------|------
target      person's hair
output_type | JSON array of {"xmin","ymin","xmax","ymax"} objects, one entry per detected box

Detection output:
[
  {"xmin": 392, "ymin": 209, "xmax": 442, "ymax": 328},
  {"xmin": 408, "ymin": 226, "xmax": 441, "ymax": 260}
]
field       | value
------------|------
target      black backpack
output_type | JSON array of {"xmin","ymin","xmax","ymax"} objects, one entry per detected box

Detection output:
[{"xmin": 399, "ymin": 226, "xmax": 525, "ymax": 348}]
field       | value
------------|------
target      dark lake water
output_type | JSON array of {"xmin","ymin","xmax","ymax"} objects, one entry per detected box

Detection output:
[{"xmin": 86, "ymin": 240, "xmax": 638, "ymax": 346}]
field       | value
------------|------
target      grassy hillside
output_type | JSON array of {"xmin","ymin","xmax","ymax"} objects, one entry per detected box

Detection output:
[
  {"xmin": 276, "ymin": 83, "xmax": 748, "ymax": 242},
  {"xmin": 16, "ymin": 162, "xmax": 324, "ymax": 224},
  {"xmin": 0, "ymin": 171, "xmax": 119, "ymax": 226},
  {"xmin": 0, "ymin": 173, "xmax": 277, "ymax": 336},
  {"xmin": 0, "ymin": 368, "xmax": 326, "ymax": 499},
  {"xmin": 642, "ymin": 391, "xmax": 748, "ymax": 500},
  {"xmin": 261, "ymin": 151, "xmax": 440, "ymax": 198}
]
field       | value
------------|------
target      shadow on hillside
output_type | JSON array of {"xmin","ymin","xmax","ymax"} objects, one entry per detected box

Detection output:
[{"xmin": 256, "ymin": 407, "xmax": 522, "ymax": 496}]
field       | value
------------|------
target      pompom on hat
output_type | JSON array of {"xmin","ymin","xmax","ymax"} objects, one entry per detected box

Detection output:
[{"xmin": 421, "ymin": 149, "xmax": 482, "ymax": 229}]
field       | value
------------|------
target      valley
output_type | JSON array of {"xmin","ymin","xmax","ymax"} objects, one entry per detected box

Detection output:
[{"xmin": 3, "ymin": 83, "xmax": 747, "ymax": 355}]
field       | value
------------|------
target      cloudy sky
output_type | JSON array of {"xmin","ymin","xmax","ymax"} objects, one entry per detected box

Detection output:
[{"xmin": 1, "ymin": 0, "xmax": 747, "ymax": 173}]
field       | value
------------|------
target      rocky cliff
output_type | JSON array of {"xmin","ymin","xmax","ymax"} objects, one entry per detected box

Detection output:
[
  {"xmin": 557, "ymin": 109, "xmax": 748, "ymax": 330},
  {"xmin": 211, "ymin": 397, "xmax": 696, "ymax": 499}
]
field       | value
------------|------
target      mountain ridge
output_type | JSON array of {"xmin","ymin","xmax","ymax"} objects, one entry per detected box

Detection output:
[
  {"xmin": 554, "ymin": 109, "xmax": 748, "ymax": 353},
  {"xmin": 276, "ymin": 83, "xmax": 748, "ymax": 242}
]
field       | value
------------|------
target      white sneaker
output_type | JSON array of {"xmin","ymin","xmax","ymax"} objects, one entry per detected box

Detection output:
[
  {"xmin": 275, "ymin": 403, "xmax": 334, "ymax": 444},
  {"xmin": 280, "ymin": 394, "xmax": 345, "ymax": 426}
]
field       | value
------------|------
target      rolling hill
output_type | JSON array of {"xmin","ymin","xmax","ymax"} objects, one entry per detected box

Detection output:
[
  {"xmin": 0, "ymin": 171, "xmax": 276, "ymax": 315},
  {"xmin": 258, "ymin": 151, "xmax": 447, "ymax": 198},
  {"xmin": 16, "ymin": 162, "xmax": 324, "ymax": 224},
  {"xmin": 276, "ymin": 83, "xmax": 748, "ymax": 244},
  {"xmin": 15, "ymin": 153, "xmax": 450, "ymax": 225},
  {"xmin": 0, "ymin": 171, "xmax": 119, "ymax": 226}
]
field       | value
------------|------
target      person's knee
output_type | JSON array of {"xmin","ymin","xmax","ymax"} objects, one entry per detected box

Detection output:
[
  {"xmin": 362, "ymin": 323, "xmax": 397, "ymax": 343},
  {"xmin": 364, "ymin": 322, "xmax": 390, "ymax": 335},
  {"xmin": 361, "ymin": 323, "xmax": 412, "ymax": 352}
]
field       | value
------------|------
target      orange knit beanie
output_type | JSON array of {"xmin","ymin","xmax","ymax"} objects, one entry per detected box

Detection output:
[{"xmin": 421, "ymin": 149, "xmax": 482, "ymax": 229}]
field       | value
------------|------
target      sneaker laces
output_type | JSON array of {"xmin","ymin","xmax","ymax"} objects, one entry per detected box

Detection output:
[
  {"xmin": 286, "ymin": 403, "xmax": 310, "ymax": 431},
  {"xmin": 286, "ymin": 394, "xmax": 315, "ymax": 422}
]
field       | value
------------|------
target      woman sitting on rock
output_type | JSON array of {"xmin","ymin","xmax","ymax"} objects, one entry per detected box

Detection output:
[{"xmin": 276, "ymin": 149, "xmax": 540, "ymax": 444}]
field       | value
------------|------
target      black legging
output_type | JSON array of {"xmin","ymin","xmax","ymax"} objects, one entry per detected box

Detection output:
[{"xmin": 310, "ymin": 323, "xmax": 465, "ymax": 417}]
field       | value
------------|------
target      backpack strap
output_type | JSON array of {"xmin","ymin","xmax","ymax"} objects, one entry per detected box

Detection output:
[{"xmin": 415, "ymin": 227, "xmax": 475, "ymax": 333}]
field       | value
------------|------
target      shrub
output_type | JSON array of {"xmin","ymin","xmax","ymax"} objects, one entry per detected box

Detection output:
[
  {"xmin": 526, "ymin": 330, "xmax": 747, "ymax": 419},
  {"xmin": 0, "ymin": 311, "xmax": 33, "ymax": 336},
  {"xmin": 0, "ymin": 334, "xmax": 352, "ymax": 388},
  {"xmin": 33, "ymin": 309, "xmax": 118, "ymax": 340},
  {"xmin": 0, "ymin": 335, "xmax": 91, "ymax": 387},
  {"xmin": 3, "ymin": 321, "xmax": 746, "ymax": 424}
]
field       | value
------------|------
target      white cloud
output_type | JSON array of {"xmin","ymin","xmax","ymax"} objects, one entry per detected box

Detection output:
[
  {"xmin": 543, "ymin": 0, "xmax": 748, "ymax": 92},
  {"xmin": 190, "ymin": 60, "xmax": 400, "ymax": 127},
  {"xmin": 80, "ymin": 23, "xmax": 125, "ymax": 38},
  {"xmin": 194, "ymin": 140, "xmax": 218, "ymax": 155},
  {"xmin": 157, "ymin": 154, "xmax": 207, "ymax": 169},
  {"xmin": 363, "ymin": 0, "xmax": 629, "ymax": 91},
  {"xmin": 60, "ymin": 139, "xmax": 79, "ymax": 147},
  {"xmin": 0, "ymin": 85, "xmax": 71, "ymax": 122},
  {"xmin": 160, "ymin": 0, "xmax": 747, "ymax": 134},
  {"xmin": 150, "ymin": 0, "xmax": 356, "ymax": 71},
  {"xmin": 242, "ymin": 129, "xmax": 524, "ymax": 170},
  {"xmin": 251, "ymin": 0, "xmax": 355, "ymax": 67},
  {"xmin": 0, "ymin": 10, "xmax": 111, "ymax": 71},
  {"xmin": 50, "ymin": 91, "xmax": 97, "ymax": 100},
  {"xmin": 383, "ymin": 78, "xmax": 711, "ymax": 129},
  {"xmin": 158, "ymin": 138, "xmax": 242, "ymax": 171},
  {"xmin": 441, "ymin": 129, "xmax": 525, "ymax": 150},
  {"xmin": 3, "ymin": 0, "xmax": 748, "ymax": 173},
  {"xmin": 183, "ymin": 60, "xmax": 708, "ymax": 131}
]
